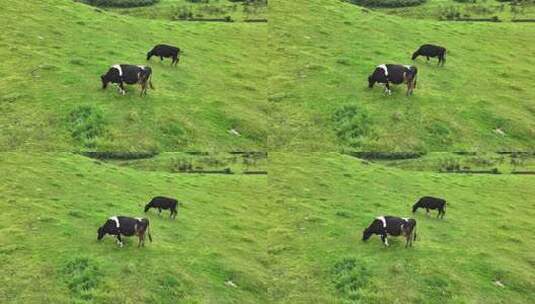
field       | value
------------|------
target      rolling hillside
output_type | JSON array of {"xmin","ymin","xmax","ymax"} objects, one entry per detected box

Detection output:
[
  {"xmin": 0, "ymin": 153, "xmax": 270, "ymax": 303},
  {"xmin": 1, "ymin": 153, "xmax": 534, "ymax": 303},
  {"xmin": 0, "ymin": 0, "xmax": 267, "ymax": 151},
  {"xmin": 270, "ymin": 0, "xmax": 535, "ymax": 151},
  {"xmin": 268, "ymin": 153, "xmax": 535, "ymax": 303}
]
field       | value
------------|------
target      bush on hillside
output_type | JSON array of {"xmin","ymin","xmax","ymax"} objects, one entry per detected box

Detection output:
[
  {"xmin": 346, "ymin": 0, "xmax": 426, "ymax": 8},
  {"xmin": 77, "ymin": 0, "xmax": 159, "ymax": 8},
  {"xmin": 332, "ymin": 105, "xmax": 374, "ymax": 148}
]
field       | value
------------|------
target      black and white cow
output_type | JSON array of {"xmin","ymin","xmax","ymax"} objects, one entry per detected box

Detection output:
[
  {"xmin": 368, "ymin": 64, "xmax": 418, "ymax": 96},
  {"xmin": 362, "ymin": 216, "xmax": 417, "ymax": 248},
  {"xmin": 412, "ymin": 44, "xmax": 447, "ymax": 66},
  {"xmin": 144, "ymin": 196, "xmax": 179, "ymax": 219},
  {"xmin": 147, "ymin": 44, "xmax": 181, "ymax": 66},
  {"xmin": 412, "ymin": 196, "xmax": 446, "ymax": 219},
  {"xmin": 101, "ymin": 64, "xmax": 154, "ymax": 96},
  {"xmin": 97, "ymin": 216, "xmax": 152, "ymax": 247}
]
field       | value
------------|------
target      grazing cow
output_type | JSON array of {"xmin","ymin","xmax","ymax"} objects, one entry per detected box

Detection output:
[
  {"xmin": 147, "ymin": 44, "xmax": 181, "ymax": 66},
  {"xmin": 144, "ymin": 196, "xmax": 179, "ymax": 219},
  {"xmin": 97, "ymin": 216, "xmax": 152, "ymax": 247},
  {"xmin": 101, "ymin": 64, "xmax": 154, "ymax": 96},
  {"xmin": 362, "ymin": 216, "xmax": 417, "ymax": 248},
  {"xmin": 368, "ymin": 64, "xmax": 418, "ymax": 96},
  {"xmin": 412, "ymin": 44, "xmax": 447, "ymax": 66},
  {"xmin": 412, "ymin": 196, "xmax": 447, "ymax": 219}
]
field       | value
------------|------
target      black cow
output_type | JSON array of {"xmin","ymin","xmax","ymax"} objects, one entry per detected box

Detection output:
[
  {"xmin": 147, "ymin": 44, "xmax": 181, "ymax": 66},
  {"xmin": 362, "ymin": 216, "xmax": 417, "ymax": 248},
  {"xmin": 368, "ymin": 64, "xmax": 418, "ymax": 96},
  {"xmin": 97, "ymin": 216, "xmax": 152, "ymax": 247},
  {"xmin": 101, "ymin": 64, "xmax": 154, "ymax": 96},
  {"xmin": 412, "ymin": 196, "xmax": 446, "ymax": 219},
  {"xmin": 144, "ymin": 196, "xmax": 179, "ymax": 219},
  {"xmin": 412, "ymin": 44, "xmax": 447, "ymax": 66}
]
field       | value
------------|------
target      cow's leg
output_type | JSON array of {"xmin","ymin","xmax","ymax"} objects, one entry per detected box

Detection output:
[
  {"xmin": 138, "ymin": 232, "xmax": 144, "ymax": 247},
  {"xmin": 426, "ymin": 208, "xmax": 430, "ymax": 216},
  {"xmin": 139, "ymin": 82, "xmax": 146, "ymax": 97},
  {"xmin": 407, "ymin": 80, "xmax": 413, "ymax": 96},
  {"xmin": 384, "ymin": 82, "xmax": 392, "ymax": 96},
  {"xmin": 381, "ymin": 234, "xmax": 389, "ymax": 247},
  {"xmin": 158, "ymin": 208, "xmax": 162, "ymax": 216},
  {"xmin": 160, "ymin": 56, "xmax": 164, "ymax": 61},
  {"xmin": 116, "ymin": 235, "xmax": 123, "ymax": 247},
  {"xmin": 119, "ymin": 82, "xmax": 126, "ymax": 95},
  {"xmin": 426, "ymin": 56, "xmax": 430, "ymax": 61}
]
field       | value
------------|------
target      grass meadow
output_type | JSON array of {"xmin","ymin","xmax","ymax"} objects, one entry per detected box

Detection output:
[
  {"xmin": 0, "ymin": 0, "xmax": 267, "ymax": 151},
  {"xmin": 270, "ymin": 0, "xmax": 535, "ymax": 151},
  {"xmin": 1, "ymin": 0, "xmax": 534, "ymax": 303}
]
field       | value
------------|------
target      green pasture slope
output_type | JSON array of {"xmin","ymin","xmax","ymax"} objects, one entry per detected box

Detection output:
[
  {"xmin": 270, "ymin": 0, "xmax": 535, "ymax": 151},
  {"xmin": 0, "ymin": 0, "xmax": 267, "ymax": 151},
  {"xmin": 269, "ymin": 153, "xmax": 535, "ymax": 303},
  {"xmin": 0, "ymin": 153, "xmax": 270, "ymax": 303}
]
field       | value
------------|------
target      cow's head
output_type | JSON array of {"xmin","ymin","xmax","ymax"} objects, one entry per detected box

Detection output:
[
  {"xmin": 362, "ymin": 228, "xmax": 373, "ymax": 241},
  {"xmin": 144, "ymin": 204, "xmax": 151, "ymax": 213},
  {"xmin": 146, "ymin": 51, "xmax": 153, "ymax": 61},
  {"xmin": 368, "ymin": 75, "xmax": 376, "ymax": 88},
  {"xmin": 101, "ymin": 75, "xmax": 109, "ymax": 90},
  {"xmin": 412, "ymin": 203, "xmax": 419, "ymax": 213},
  {"xmin": 97, "ymin": 226, "xmax": 105, "ymax": 240}
]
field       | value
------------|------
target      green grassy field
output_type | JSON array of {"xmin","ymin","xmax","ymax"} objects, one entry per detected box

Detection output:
[
  {"xmin": 1, "ymin": 153, "xmax": 534, "ymax": 303},
  {"xmin": 270, "ymin": 0, "xmax": 535, "ymax": 151},
  {"xmin": 378, "ymin": 0, "xmax": 535, "ymax": 21},
  {"xmin": 269, "ymin": 153, "xmax": 535, "ymax": 303},
  {"xmin": 0, "ymin": 0, "xmax": 267, "ymax": 151},
  {"xmin": 2, "ymin": 0, "xmax": 535, "ymax": 303},
  {"xmin": 0, "ymin": 153, "xmax": 270, "ymax": 303}
]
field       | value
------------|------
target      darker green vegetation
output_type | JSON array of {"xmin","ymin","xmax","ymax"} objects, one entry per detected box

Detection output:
[
  {"xmin": 78, "ymin": 0, "xmax": 159, "ymax": 7},
  {"xmin": 332, "ymin": 105, "xmax": 374, "ymax": 148},
  {"xmin": 347, "ymin": 0, "xmax": 426, "ymax": 8}
]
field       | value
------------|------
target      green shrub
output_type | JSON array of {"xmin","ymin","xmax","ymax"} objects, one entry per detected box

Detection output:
[
  {"xmin": 61, "ymin": 257, "xmax": 102, "ymax": 300},
  {"xmin": 68, "ymin": 105, "xmax": 107, "ymax": 148},
  {"xmin": 331, "ymin": 258, "xmax": 374, "ymax": 302},
  {"xmin": 332, "ymin": 105, "xmax": 374, "ymax": 148},
  {"xmin": 77, "ymin": 0, "xmax": 159, "ymax": 8},
  {"xmin": 347, "ymin": 0, "xmax": 426, "ymax": 8}
]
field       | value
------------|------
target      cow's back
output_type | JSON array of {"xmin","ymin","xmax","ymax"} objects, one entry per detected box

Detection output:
[
  {"xmin": 151, "ymin": 196, "xmax": 177, "ymax": 206},
  {"xmin": 420, "ymin": 196, "xmax": 445, "ymax": 204}
]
